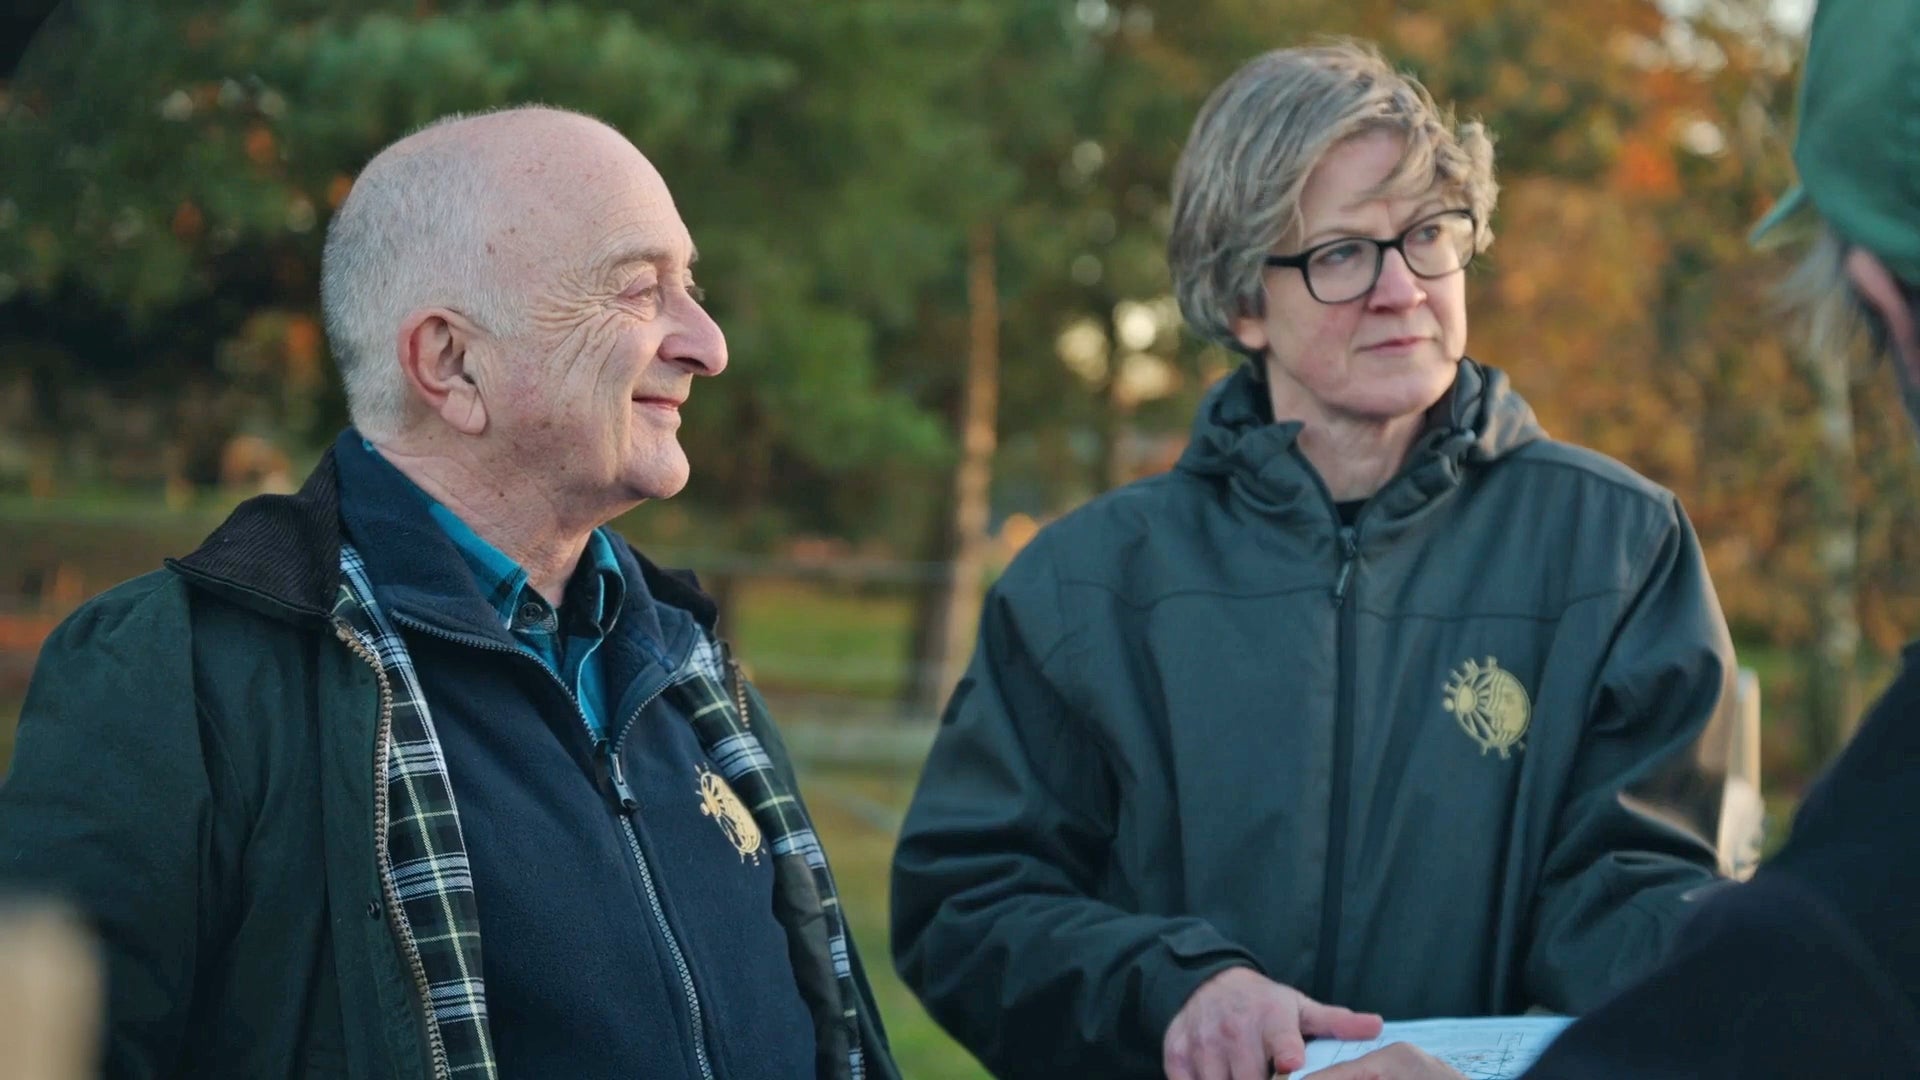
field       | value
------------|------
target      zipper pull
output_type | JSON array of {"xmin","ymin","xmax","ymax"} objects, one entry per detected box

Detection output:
[
  {"xmin": 720, "ymin": 637, "xmax": 753, "ymax": 729},
  {"xmin": 1332, "ymin": 526, "xmax": 1359, "ymax": 606},
  {"xmin": 593, "ymin": 739, "xmax": 639, "ymax": 814}
]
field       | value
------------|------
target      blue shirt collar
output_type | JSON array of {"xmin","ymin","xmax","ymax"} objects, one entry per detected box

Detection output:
[
  {"xmin": 417, "ymin": 481, "xmax": 625, "ymax": 640},
  {"xmin": 338, "ymin": 431, "xmax": 628, "ymax": 643}
]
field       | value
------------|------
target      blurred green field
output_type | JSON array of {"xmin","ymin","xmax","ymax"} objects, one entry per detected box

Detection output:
[
  {"xmin": 727, "ymin": 579, "xmax": 919, "ymax": 701},
  {"xmin": 796, "ymin": 766, "xmax": 991, "ymax": 1080}
]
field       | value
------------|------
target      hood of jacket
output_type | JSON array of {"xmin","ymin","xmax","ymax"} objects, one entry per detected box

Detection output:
[{"xmin": 1175, "ymin": 357, "xmax": 1546, "ymax": 529}]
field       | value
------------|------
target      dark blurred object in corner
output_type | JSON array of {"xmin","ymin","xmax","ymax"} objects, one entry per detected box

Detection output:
[{"xmin": 1, "ymin": 0, "xmax": 62, "ymax": 79}]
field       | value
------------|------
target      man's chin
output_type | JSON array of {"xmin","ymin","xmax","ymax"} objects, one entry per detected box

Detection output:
[{"xmin": 624, "ymin": 455, "xmax": 691, "ymax": 502}]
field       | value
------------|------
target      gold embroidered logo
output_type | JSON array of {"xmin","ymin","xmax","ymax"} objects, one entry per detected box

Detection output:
[
  {"xmin": 697, "ymin": 766, "xmax": 763, "ymax": 864},
  {"xmin": 1443, "ymin": 657, "xmax": 1531, "ymax": 759}
]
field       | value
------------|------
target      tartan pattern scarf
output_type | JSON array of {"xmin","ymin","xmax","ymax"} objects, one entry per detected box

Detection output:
[
  {"xmin": 334, "ymin": 543, "xmax": 496, "ymax": 1079},
  {"xmin": 673, "ymin": 634, "xmax": 867, "ymax": 1080},
  {"xmin": 334, "ymin": 543, "xmax": 862, "ymax": 1079}
]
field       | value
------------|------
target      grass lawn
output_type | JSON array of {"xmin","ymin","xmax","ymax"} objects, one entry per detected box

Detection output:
[
  {"xmin": 1733, "ymin": 643, "xmax": 1899, "ymax": 797},
  {"xmin": 727, "ymin": 579, "xmax": 918, "ymax": 701},
  {"xmin": 797, "ymin": 765, "xmax": 991, "ymax": 1080}
]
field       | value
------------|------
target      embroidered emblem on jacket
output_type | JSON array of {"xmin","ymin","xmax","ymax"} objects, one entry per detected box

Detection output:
[
  {"xmin": 1443, "ymin": 656, "xmax": 1531, "ymax": 758},
  {"xmin": 697, "ymin": 765, "xmax": 764, "ymax": 864}
]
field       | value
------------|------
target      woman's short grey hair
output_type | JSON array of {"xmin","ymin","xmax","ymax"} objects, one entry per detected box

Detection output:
[
  {"xmin": 319, "ymin": 112, "xmax": 525, "ymax": 440},
  {"xmin": 1169, "ymin": 40, "xmax": 1499, "ymax": 353}
]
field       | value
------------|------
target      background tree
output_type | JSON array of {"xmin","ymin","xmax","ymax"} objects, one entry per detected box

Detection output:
[{"xmin": 3, "ymin": 0, "xmax": 1901, "ymax": 771}]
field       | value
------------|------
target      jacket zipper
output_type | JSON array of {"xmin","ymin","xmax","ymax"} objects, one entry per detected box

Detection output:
[
  {"xmin": 334, "ymin": 619, "xmax": 455, "ymax": 1080},
  {"xmin": 720, "ymin": 639, "xmax": 753, "ymax": 732},
  {"xmin": 604, "ymin": 677, "xmax": 716, "ymax": 1080},
  {"xmin": 1291, "ymin": 427, "xmax": 1462, "ymax": 1002},
  {"xmin": 390, "ymin": 614, "xmax": 716, "ymax": 1080},
  {"xmin": 1330, "ymin": 527, "xmax": 1358, "ymax": 607},
  {"xmin": 1312, "ymin": 523, "xmax": 1359, "ymax": 1001}
]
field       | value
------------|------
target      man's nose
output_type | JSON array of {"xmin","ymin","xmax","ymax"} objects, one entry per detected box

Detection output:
[{"xmin": 669, "ymin": 293, "xmax": 728, "ymax": 376}]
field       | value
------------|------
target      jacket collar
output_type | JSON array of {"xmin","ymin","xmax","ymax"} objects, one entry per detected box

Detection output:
[
  {"xmin": 167, "ymin": 432, "xmax": 719, "ymax": 636},
  {"xmin": 167, "ymin": 447, "xmax": 345, "ymax": 623},
  {"xmin": 1173, "ymin": 357, "xmax": 1545, "ymax": 532},
  {"xmin": 333, "ymin": 430, "xmax": 685, "ymax": 664}
]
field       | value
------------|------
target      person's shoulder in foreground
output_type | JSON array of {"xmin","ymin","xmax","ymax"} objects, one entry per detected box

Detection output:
[{"xmin": 1518, "ymin": 648, "xmax": 1920, "ymax": 1077}]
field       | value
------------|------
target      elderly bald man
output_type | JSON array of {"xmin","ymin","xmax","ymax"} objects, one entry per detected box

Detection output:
[{"xmin": 0, "ymin": 107, "xmax": 899, "ymax": 1080}]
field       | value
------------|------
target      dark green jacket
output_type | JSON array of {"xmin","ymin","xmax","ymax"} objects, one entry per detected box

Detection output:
[
  {"xmin": 892, "ymin": 360, "xmax": 1734, "ymax": 1079},
  {"xmin": 0, "ymin": 455, "xmax": 899, "ymax": 1080}
]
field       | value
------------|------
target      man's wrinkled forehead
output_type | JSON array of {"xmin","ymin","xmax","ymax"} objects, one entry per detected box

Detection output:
[{"xmin": 488, "ymin": 136, "xmax": 689, "ymax": 285}]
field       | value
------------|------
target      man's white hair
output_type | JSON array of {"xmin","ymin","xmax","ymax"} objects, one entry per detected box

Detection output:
[{"xmin": 319, "ymin": 110, "xmax": 537, "ymax": 439}]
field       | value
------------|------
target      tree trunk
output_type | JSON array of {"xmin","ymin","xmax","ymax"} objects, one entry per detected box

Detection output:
[
  {"xmin": 1094, "ymin": 307, "xmax": 1132, "ymax": 493},
  {"xmin": 908, "ymin": 221, "xmax": 1000, "ymax": 717},
  {"xmin": 1801, "ymin": 341, "xmax": 1861, "ymax": 765},
  {"xmin": 1100, "ymin": 373, "xmax": 1133, "ymax": 491}
]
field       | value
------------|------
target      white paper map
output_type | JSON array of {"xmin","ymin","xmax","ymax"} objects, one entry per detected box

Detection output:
[{"xmin": 1295, "ymin": 1016, "xmax": 1572, "ymax": 1079}]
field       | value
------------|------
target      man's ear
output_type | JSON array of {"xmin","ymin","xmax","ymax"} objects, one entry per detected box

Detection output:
[
  {"xmin": 1846, "ymin": 249, "xmax": 1920, "ymax": 383},
  {"xmin": 395, "ymin": 308, "xmax": 488, "ymax": 436}
]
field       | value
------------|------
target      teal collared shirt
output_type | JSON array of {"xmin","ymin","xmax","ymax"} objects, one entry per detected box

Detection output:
[{"xmin": 365, "ymin": 442, "xmax": 627, "ymax": 739}]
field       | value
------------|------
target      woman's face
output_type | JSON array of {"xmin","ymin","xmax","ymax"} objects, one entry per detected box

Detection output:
[{"xmin": 1233, "ymin": 130, "xmax": 1469, "ymax": 424}]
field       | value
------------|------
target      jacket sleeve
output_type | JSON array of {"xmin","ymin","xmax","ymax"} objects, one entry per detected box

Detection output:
[
  {"xmin": 0, "ymin": 577, "xmax": 232, "ymax": 1078},
  {"xmin": 890, "ymin": 551, "xmax": 1260, "ymax": 1079},
  {"xmin": 1523, "ymin": 680, "xmax": 1920, "ymax": 1077},
  {"xmin": 1524, "ymin": 499, "xmax": 1733, "ymax": 1012},
  {"xmin": 1523, "ymin": 870, "xmax": 1920, "ymax": 1078}
]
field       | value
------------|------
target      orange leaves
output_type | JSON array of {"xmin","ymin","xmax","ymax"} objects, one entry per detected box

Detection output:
[
  {"xmin": 169, "ymin": 202, "xmax": 203, "ymax": 239},
  {"xmin": 244, "ymin": 123, "xmax": 276, "ymax": 166},
  {"xmin": 225, "ymin": 312, "xmax": 327, "ymax": 392},
  {"xmin": 184, "ymin": 15, "xmax": 220, "ymax": 47},
  {"xmin": 1390, "ymin": 13, "xmax": 1448, "ymax": 64},
  {"xmin": 283, "ymin": 316, "xmax": 322, "ymax": 385},
  {"xmin": 1611, "ymin": 134, "xmax": 1681, "ymax": 198}
]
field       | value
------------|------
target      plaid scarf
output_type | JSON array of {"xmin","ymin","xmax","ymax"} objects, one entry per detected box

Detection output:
[
  {"xmin": 335, "ymin": 544, "xmax": 863, "ymax": 1080},
  {"xmin": 671, "ymin": 634, "xmax": 867, "ymax": 1080},
  {"xmin": 335, "ymin": 544, "xmax": 497, "ymax": 1080}
]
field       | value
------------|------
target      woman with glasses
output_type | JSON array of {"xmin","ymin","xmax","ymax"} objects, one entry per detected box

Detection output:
[{"xmin": 892, "ymin": 41, "xmax": 1738, "ymax": 1080}]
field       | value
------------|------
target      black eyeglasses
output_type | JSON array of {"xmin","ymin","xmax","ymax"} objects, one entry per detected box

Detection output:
[{"xmin": 1263, "ymin": 209, "xmax": 1478, "ymax": 304}]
